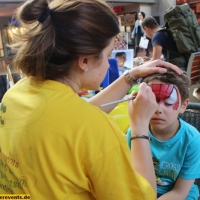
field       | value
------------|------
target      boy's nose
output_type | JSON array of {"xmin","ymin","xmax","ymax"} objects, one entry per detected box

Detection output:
[{"xmin": 155, "ymin": 102, "xmax": 163, "ymax": 114}]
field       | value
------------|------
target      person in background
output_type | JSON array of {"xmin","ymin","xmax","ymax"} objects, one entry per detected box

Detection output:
[
  {"xmin": 0, "ymin": 0, "xmax": 182, "ymax": 199},
  {"xmin": 126, "ymin": 70, "xmax": 200, "ymax": 200},
  {"xmin": 141, "ymin": 16, "xmax": 187, "ymax": 71},
  {"xmin": 115, "ymin": 52, "xmax": 129, "ymax": 75},
  {"xmin": 131, "ymin": 11, "xmax": 150, "ymax": 58}
]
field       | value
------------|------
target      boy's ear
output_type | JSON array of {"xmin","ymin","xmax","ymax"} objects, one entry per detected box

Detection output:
[{"xmin": 179, "ymin": 98, "xmax": 189, "ymax": 114}]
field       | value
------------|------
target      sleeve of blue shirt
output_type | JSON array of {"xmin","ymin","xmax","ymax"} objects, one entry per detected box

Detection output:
[
  {"xmin": 152, "ymin": 31, "xmax": 167, "ymax": 48},
  {"xmin": 131, "ymin": 20, "xmax": 139, "ymax": 37}
]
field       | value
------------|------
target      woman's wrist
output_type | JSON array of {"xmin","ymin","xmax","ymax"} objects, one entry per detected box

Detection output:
[
  {"xmin": 130, "ymin": 135, "xmax": 151, "ymax": 142},
  {"xmin": 123, "ymin": 70, "xmax": 137, "ymax": 86},
  {"xmin": 130, "ymin": 123, "xmax": 149, "ymax": 136},
  {"xmin": 129, "ymin": 68, "xmax": 139, "ymax": 81}
]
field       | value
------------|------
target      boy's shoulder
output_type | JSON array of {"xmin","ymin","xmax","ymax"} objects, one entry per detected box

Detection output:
[{"xmin": 179, "ymin": 118, "xmax": 200, "ymax": 138}]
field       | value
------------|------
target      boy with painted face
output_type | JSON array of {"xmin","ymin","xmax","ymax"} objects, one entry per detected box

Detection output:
[
  {"xmin": 115, "ymin": 52, "xmax": 129, "ymax": 75},
  {"xmin": 126, "ymin": 70, "xmax": 200, "ymax": 200}
]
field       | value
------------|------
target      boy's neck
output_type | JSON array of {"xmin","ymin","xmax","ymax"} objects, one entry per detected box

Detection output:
[{"xmin": 150, "ymin": 119, "xmax": 180, "ymax": 141}]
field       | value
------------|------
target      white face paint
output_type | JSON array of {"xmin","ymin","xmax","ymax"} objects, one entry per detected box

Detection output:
[{"xmin": 165, "ymin": 87, "xmax": 178, "ymax": 105}]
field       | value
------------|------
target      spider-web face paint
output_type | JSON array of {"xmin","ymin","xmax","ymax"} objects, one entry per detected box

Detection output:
[{"xmin": 149, "ymin": 84, "xmax": 179, "ymax": 110}]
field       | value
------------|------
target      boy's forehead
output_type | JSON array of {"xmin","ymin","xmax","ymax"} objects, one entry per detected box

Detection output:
[
  {"xmin": 147, "ymin": 81, "xmax": 180, "ymax": 95},
  {"xmin": 148, "ymin": 83, "xmax": 180, "ymax": 110},
  {"xmin": 150, "ymin": 83, "xmax": 172, "ymax": 96}
]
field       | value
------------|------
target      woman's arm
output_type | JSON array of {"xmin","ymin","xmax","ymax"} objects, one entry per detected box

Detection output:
[
  {"xmin": 158, "ymin": 178, "xmax": 194, "ymax": 200},
  {"xmin": 89, "ymin": 59, "xmax": 182, "ymax": 113},
  {"xmin": 142, "ymin": 45, "xmax": 162, "ymax": 63},
  {"xmin": 131, "ymin": 20, "xmax": 138, "ymax": 38},
  {"xmin": 128, "ymin": 83, "xmax": 158, "ymax": 192}
]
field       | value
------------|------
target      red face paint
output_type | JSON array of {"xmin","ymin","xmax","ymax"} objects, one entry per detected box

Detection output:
[{"xmin": 149, "ymin": 84, "xmax": 179, "ymax": 110}]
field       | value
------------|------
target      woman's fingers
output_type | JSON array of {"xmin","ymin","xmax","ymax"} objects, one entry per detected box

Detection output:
[
  {"xmin": 130, "ymin": 59, "xmax": 182, "ymax": 80},
  {"xmin": 154, "ymin": 59, "xmax": 183, "ymax": 75},
  {"xmin": 128, "ymin": 83, "xmax": 157, "ymax": 127}
]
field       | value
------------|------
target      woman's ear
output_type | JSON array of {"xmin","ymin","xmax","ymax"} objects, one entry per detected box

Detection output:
[
  {"xmin": 179, "ymin": 98, "xmax": 189, "ymax": 114},
  {"xmin": 78, "ymin": 56, "xmax": 89, "ymax": 72}
]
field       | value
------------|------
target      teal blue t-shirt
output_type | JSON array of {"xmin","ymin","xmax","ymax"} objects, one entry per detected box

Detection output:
[{"xmin": 126, "ymin": 118, "xmax": 200, "ymax": 199}]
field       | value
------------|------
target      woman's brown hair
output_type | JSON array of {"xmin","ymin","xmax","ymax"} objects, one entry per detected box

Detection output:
[{"xmin": 12, "ymin": 0, "xmax": 120, "ymax": 81}]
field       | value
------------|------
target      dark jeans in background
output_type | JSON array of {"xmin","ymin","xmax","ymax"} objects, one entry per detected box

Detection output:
[{"xmin": 0, "ymin": 73, "xmax": 21, "ymax": 102}]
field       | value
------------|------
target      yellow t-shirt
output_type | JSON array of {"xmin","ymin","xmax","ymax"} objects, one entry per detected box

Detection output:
[{"xmin": 0, "ymin": 78, "xmax": 155, "ymax": 200}]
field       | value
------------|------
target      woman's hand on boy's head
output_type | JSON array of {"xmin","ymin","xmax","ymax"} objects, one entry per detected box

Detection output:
[
  {"xmin": 130, "ymin": 59, "xmax": 183, "ymax": 80},
  {"xmin": 154, "ymin": 60, "xmax": 183, "ymax": 74}
]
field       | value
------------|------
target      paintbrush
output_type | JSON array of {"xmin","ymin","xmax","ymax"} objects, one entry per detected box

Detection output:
[{"xmin": 100, "ymin": 96, "xmax": 136, "ymax": 107}]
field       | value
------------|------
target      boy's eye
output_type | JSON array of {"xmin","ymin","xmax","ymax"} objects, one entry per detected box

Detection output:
[
  {"xmin": 156, "ymin": 98, "xmax": 173, "ymax": 106},
  {"xmin": 165, "ymin": 98, "xmax": 175, "ymax": 105},
  {"xmin": 164, "ymin": 102, "xmax": 173, "ymax": 106}
]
